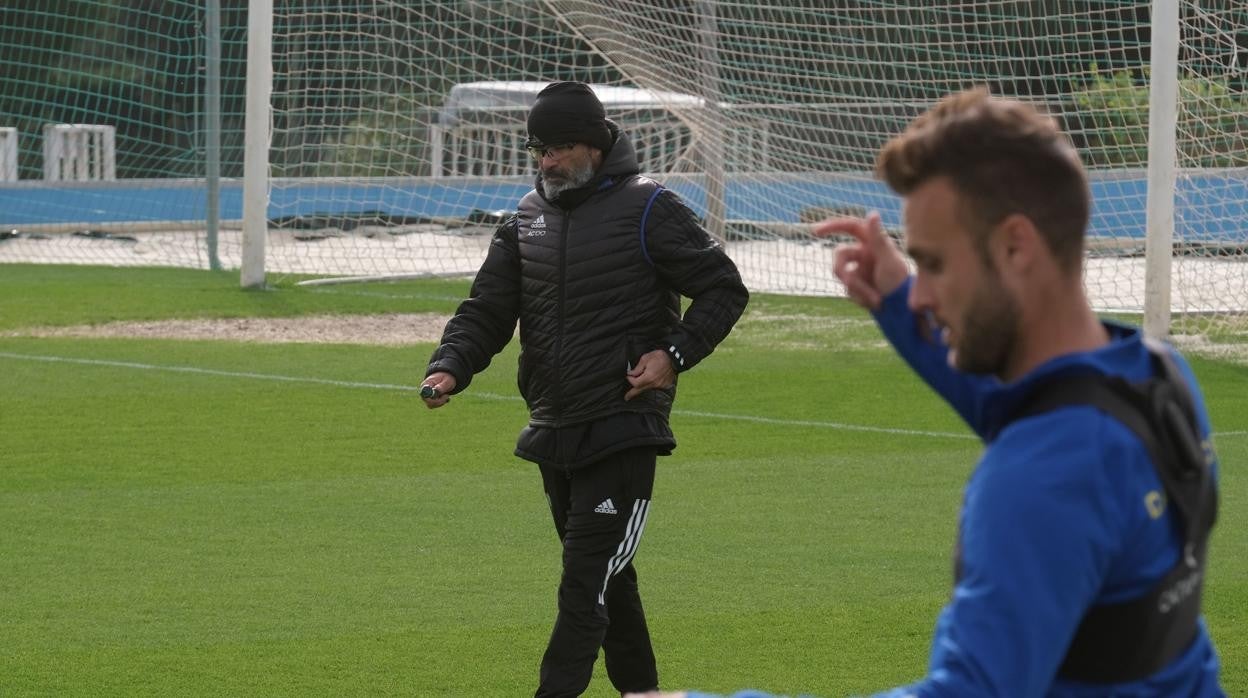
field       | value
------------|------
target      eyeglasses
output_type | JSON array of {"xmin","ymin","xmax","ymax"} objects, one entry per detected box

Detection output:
[{"xmin": 526, "ymin": 142, "xmax": 577, "ymax": 160}]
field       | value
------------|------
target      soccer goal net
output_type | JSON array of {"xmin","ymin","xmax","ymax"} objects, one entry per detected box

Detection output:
[{"xmin": 3, "ymin": 1, "xmax": 1247, "ymax": 341}]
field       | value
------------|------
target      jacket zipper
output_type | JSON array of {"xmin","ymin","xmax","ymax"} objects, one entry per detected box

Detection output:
[{"xmin": 553, "ymin": 209, "xmax": 569, "ymax": 430}]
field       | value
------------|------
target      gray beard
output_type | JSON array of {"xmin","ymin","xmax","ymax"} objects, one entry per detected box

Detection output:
[{"xmin": 542, "ymin": 160, "xmax": 596, "ymax": 200}]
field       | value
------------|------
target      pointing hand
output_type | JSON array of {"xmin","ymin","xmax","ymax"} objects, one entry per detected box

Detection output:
[{"xmin": 815, "ymin": 211, "xmax": 909, "ymax": 311}]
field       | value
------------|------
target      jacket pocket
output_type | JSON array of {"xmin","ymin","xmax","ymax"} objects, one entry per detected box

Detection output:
[{"xmin": 517, "ymin": 347, "xmax": 531, "ymax": 400}]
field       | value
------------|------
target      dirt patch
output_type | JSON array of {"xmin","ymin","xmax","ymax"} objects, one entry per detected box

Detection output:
[
  {"xmin": 2, "ymin": 313, "xmax": 452, "ymax": 346},
  {"xmin": 8, "ymin": 313, "xmax": 1246, "ymax": 364}
]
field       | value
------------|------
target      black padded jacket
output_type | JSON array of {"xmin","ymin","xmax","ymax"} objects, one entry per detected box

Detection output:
[{"xmin": 426, "ymin": 125, "xmax": 748, "ymax": 433}]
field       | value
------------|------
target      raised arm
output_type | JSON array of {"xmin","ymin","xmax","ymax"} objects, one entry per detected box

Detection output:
[{"xmin": 819, "ymin": 214, "xmax": 994, "ymax": 435}]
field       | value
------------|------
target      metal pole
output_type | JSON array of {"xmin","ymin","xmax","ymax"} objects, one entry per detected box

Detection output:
[
  {"xmin": 699, "ymin": 0, "xmax": 727, "ymax": 243},
  {"xmin": 205, "ymin": 0, "xmax": 222, "ymax": 271}
]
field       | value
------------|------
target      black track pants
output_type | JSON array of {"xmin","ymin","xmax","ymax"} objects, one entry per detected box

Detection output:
[{"xmin": 535, "ymin": 447, "xmax": 659, "ymax": 698}]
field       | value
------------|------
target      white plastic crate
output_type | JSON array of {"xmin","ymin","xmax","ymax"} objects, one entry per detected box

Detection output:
[
  {"xmin": 0, "ymin": 127, "xmax": 17, "ymax": 181},
  {"xmin": 43, "ymin": 124, "xmax": 116, "ymax": 181}
]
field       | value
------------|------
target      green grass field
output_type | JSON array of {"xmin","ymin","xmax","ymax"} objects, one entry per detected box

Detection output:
[{"xmin": 2, "ymin": 264, "xmax": 1245, "ymax": 697}]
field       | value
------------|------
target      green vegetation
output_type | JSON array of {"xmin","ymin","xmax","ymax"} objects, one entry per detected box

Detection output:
[
  {"xmin": 1, "ymin": 265, "xmax": 1244, "ymax": 696},
  {"xmin": 1072, "ymin": 65, "xmax": 1248, "ymax": 168}
]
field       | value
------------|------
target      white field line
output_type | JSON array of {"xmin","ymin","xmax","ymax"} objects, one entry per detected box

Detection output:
[
  {"xmin": 4, "ymin": 350, "xmax": 1244, "ymax": 440},
  {"xmin": 0, "ymin": 350, "xmax": 975, "ymax": 440}
]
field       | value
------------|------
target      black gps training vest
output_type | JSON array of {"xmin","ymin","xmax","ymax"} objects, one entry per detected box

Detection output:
[{"xmin": 1002, "ymin": 338, "xmax": 1219, "ymax": 683}]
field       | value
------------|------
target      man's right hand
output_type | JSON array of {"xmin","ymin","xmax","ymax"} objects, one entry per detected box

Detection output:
[
  {"xmin": 420, "ymin": 371, "xmax": 456, "ymax": 409},
  {"xmin": 815, "ymin": 211, "xmax": 909, "ymax": 311}
]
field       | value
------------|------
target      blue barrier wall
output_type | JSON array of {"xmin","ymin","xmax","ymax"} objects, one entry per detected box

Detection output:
[{"xmin": 2, "ymin": 172, "xmax": 1246, "ymax": 241}]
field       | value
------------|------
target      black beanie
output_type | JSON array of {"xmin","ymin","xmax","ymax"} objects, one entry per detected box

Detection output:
[{"xmin": 526, "ymin": 81, "xmax": 613, "ymax": 152}]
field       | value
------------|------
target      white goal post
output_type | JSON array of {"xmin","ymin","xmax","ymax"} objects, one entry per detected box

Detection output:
[
  {"xmin": 241, "ymin": 0, "xmax": 273, "ymax": 290},
  {"xmin": 235, "ymin": 1, "xmax": 1246, "ymax": 341},
  {"xmin": 1143, "ymin": 0, "xmax": 1180, "ymax": 339}
]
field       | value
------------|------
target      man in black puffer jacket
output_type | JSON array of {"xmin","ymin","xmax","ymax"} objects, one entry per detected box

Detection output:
[{"xmin": 422, "ymin": 81, "xmax": 748, "ymax": 698}]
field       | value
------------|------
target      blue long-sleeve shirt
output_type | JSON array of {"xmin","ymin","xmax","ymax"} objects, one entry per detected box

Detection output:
[
  {"xmin": 687, "ymin": 278, "xmax": 1224, "ymax": 698},
  {"xmin": 865, "ymin": 278, "xmax": 1223, "ymax": 696}
]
